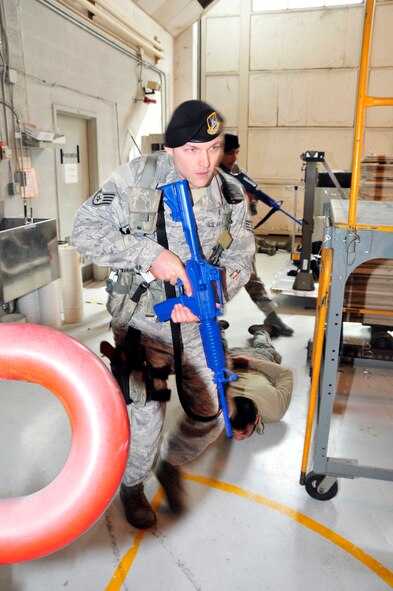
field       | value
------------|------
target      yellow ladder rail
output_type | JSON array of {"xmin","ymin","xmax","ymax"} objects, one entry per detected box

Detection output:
[
  {"xmin": 300, "ymin": 247, "xmax": 332, "ymax": 484},
  {"xmin": 348, "ymin": 0, "xmax": 393, "ymax": 233}
]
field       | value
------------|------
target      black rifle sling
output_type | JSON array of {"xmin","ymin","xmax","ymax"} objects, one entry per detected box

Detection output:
[{"xmin": 156, "ymin": 204, "xmax": 219, "ymax": 423}]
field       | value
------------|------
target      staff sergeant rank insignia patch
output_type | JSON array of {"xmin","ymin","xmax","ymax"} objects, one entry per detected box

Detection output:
[{"xmin": 92, "ymin": 189, "xmax": 115, "ymax": 206}]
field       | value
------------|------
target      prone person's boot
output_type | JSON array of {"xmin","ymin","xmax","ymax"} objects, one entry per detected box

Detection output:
[
  {"xmin": 155, "ymin": 459, "xmax": 186, "ymax": 514},
  {"xmin": 120, "ymin": 482, "xmax": 156, "ymax": 529},
  {"xmin": 258, "ymin": 244, "xmax": 276, "ymax": 256},
  {"xmin": 257, "ymin": 237, "xmax": 273, "ymax": 249},
  {"xmin": 276, "ymin": 236, "xmax": 293, "ymax": 252}
]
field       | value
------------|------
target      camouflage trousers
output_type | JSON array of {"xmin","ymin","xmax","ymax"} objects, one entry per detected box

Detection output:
[
  {"xmin": 122, "ymin": 320, "xmax": 224, "ymax": 487},
  {"xmin": 230, "ymin": 329, "xmax": 282, "ymax": 365},
  {"xmin": 251, "ymin": 329, "xmax": 282, "ymax": 364},
  {"xmin": 244, "ymin": 260, "xmax": 276, "ymax": 317}
]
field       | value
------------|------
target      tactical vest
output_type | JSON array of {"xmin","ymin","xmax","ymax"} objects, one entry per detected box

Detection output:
[{"xmin": 105, "ymin": 153, "xmax": 244, "ymax": 336}]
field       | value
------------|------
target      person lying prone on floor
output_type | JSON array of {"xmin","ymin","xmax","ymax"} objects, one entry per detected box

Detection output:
[{"xmin": 221, "ymin": 322, "xmax": 294, "ymax": 441}]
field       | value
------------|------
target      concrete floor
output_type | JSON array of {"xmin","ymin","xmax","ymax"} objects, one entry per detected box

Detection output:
[{"xmin": 0, "ymin": 251, "xmax": 392, "ymax": 590}]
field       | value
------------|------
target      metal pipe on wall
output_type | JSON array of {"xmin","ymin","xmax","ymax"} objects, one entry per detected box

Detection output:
[
  {"xmin": 37, "ymin": 0, "xmax": 168, "ymax": 132},
  {"xmin": 0, "ymin": 99, "xmax": 27, "ymax": 205},
  {"xmin": 92, "ymin": 0, "xmax": 164, "ymax": 53},
  {"xmin": 64, "ymin": 0, "xmax": 164, "ymax": 61}
]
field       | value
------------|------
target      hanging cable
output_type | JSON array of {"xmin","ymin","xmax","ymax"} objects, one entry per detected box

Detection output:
[
  {"xmin": 0, "ymin": 99, "xmax": 25, "ymax": 201},
  {"xmin": 0, "ymin": 0, "xmax": 15, "ymax": 186}
]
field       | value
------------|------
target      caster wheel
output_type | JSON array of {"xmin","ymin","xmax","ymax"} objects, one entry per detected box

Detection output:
[
  {"xmin": 305, "ymin": 471, "xmax": 338, "ymax": 500},
  {"xmin": 370, "ymin": 331, "xmax": 393, "ymax": 351}
]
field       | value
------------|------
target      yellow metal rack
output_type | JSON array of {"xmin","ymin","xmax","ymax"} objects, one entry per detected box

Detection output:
[{"xmin": 300, "ymin": 0, "xmax": 393, "ymax": 499}]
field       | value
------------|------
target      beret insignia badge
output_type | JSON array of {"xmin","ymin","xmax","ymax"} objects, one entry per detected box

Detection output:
[{"xmin": 206, "ymin": 111, "xmax": 221, "ymax": 136}]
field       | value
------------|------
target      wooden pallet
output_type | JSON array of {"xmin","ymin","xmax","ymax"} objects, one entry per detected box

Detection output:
[{"xmin": 343, "ymin": 258, "xmax": 393, "ymax": 327}]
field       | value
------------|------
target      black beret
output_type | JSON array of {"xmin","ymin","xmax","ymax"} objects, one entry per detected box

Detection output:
[
  {"xmin": 165, "ymin": 100, "xmax": 224, "ymax": 148},
  {"xmin": 224, "ymin": 133, "xmax": 240, "ymax": 152}
]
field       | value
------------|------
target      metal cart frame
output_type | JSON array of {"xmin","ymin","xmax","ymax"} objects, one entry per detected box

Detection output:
[{"xmin": 300, "ymin": 0, "xmax": 393, "ymax": 500}]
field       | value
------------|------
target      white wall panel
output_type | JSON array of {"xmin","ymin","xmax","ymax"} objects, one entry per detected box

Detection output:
[
  {"xmin": 280, "ymin": 70, "xmax": 357, "ymax": 126},
  {"xmin": 206, "ymin": 17, "xmax": 240, "ymax": 72},
  {"xmin": 370, "ymin": 4, "xmax": 393, "ymax": 67},
  {"xmin": 306, "ymin": 70, "xmax": 357, "ymax": 126},
  {"xmin": 366, "ymin": 69, "xmax": 393, "ymax": 127},
  {"xmin": 277, "ymin": 73, "xmax": 307, "ymax": 126},
  {"xmin": 248, "ymin": 127, "xmax": 354, "ymax": 182},
  {"xmin": 249, "ymin": 73, "xmax": 279, "ymax": 126},
  {"xmin": 250, "ymin": 69, "xmax": 357, "ymax": 127},
  {"xmin": 250, "ymin": 8, "xmax": 363, "ymax": 70},
  {"xmin": 174, "ymin": 27, "xmax": 196, "ymax": 106},
  {"xmin": 364, "ymin": 128, "xmax": 393, "ymax": 157},
  {"xmin": 206, "ymin": 75, "xmax": 239, "ymax": 126}
]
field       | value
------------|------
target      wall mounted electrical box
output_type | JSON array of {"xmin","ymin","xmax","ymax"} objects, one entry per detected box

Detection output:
[{"xmin": 141, "ymin": 134, "xmax": 165, "ymax": 154}]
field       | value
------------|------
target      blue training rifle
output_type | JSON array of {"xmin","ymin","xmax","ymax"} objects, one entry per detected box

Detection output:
[
  {"xmin": 227, "ymin": 170, "xmax": 303, "ymax": 229},
  {"xmin": 153, "ymin": 179, "xmax": 237, "ymax": 437}
]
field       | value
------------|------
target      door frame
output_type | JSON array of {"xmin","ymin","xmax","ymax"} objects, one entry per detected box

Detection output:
[{"xmin": 53, "ymin": 105, "xmax": 98, "ymax": 240}]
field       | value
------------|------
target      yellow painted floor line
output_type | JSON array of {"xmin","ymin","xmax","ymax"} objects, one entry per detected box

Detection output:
[
  {"xmin": 185, "ymin": 473, "xmax": 393, "ymax": 588},
  {"xmin": 105, "ymin": 474, "xmax": 393, "ymax": 590},
  {"xmin": 105, "ymin": 488, "xmax": 165, "ymax": 591}
]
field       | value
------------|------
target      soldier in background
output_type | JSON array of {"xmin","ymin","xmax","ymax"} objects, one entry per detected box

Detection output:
[
  {"xmin": 72, "ymin": 101, "xmax": 255, "ymax": 529},
  {"xmin": 220, "ymin": 134, "xmax": 294, "ymax": 338}
]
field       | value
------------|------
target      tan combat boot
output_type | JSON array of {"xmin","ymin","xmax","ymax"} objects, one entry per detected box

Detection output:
[
  {"xmin": 120, "ymin": 483, "xmax": 156, "ymax": 529},
  {"xmin": 155, "ymin": 459, "xmax": 186, "ymax": 514}
]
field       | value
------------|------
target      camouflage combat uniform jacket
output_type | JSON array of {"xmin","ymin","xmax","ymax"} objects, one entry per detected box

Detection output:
[{"xmin": 71, "ymin": 152, "xmax": 255, "ymax": 340}]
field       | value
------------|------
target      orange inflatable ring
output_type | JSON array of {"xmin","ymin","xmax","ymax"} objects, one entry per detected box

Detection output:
[{"xmin": 0, "ymin": 323, "xmax": 130, "ymax": 564}]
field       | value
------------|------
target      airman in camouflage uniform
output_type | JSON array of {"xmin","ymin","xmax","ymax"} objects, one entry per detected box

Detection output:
[
  {"xmin": 220, "ymin": 133, "xmax": 294, "ymax": 337},
  {"xmin": 71, "ymin": 100, "xmax": 255, "ymax": 529}
]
